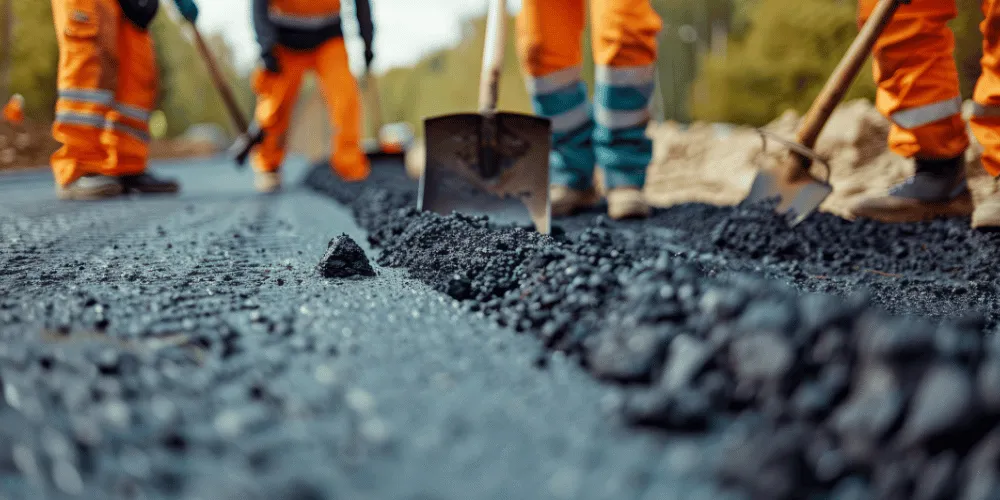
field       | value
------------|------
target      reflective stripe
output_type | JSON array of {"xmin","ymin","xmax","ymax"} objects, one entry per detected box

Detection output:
[
  {"xmin": 526, "ymin": 65, "xmax": 582, "ymax": 95},
  {"xmin": 268, "ymin": 10, "xmax": 340, "ymax": 29},
  {"xmin": 115, "ymin": 102, "xmax": 152, "ymax": 122},
  {"xmin": 107, "ymin": 121, "xmax": 151, "ymax": 143},
  {"xmin": 594, "ymin": 107, "xmax": 650, "ymax": 130},
  {"xmin": 58, "ymin": 89, "xmax": 113, "ymax": 106},
  {"xmin": 971, "ymin": 102, "xmax": 1000, "ymax": 119},
  {"xmin": 890, "ymin": 96, "xmax": 962, "ymax": 129},
  {"xmin": 595, "ymin": 64, "xmax": 656, "ymax": 87},
  {"xmin": 549, "ymin": 102, "xmax": 590, "ymax": 133},
  {"xmin": 55, "ymin": 111, "xmax": 105, "ymax": 128}
]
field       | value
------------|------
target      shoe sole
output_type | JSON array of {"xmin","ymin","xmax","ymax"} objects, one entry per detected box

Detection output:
[
  {"xmin": 608, "ymin": 203, "xmax": 651, "ymax": 220},
  {"xmin": 849, "ymin": 192, "xmax": 974, "ymax": 224}
]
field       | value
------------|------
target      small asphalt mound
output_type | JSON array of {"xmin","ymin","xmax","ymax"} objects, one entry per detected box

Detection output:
[{"xmin": 316, "ymin": 234, "xmax": 376, "ymax": 279}]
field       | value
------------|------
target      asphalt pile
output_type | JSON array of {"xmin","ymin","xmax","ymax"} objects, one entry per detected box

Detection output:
[
  {"xmin": 316, "ymin": 234, "xmax": 376, "ymax": 279},
  {"xmin": 307, "ymin": 162, "xmax": 1000, "ymax": 499}
]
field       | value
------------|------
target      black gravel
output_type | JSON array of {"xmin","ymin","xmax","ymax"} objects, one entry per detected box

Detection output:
[
  {"xmin": 316, "ymin": 234, "xmax": 376, "ymax": 279},
  {"xmin": 306, "ymin": 161, "xmax": 1000, "ymax": 499}
]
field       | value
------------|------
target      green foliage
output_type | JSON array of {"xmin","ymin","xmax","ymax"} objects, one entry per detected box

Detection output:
[
  {"xmin": 690, "ymin": 0, "xmax": 876, "ymax": 126},
  {"xmin": 2, "ymin": 2, "xmax": 250, "ymax": 138}
]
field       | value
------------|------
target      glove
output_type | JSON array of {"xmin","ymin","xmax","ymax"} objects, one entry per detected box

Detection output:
[
  {"xmin": 173, "ymin": 0, "xmax": 199, "ymax": 22},
  {"xmin": 261, "ymin": 50, "xmax": 281, "ymax": 73},
  {"xmin": 364, "ymin": 46, "xmax": 374, "ymax": 71}
]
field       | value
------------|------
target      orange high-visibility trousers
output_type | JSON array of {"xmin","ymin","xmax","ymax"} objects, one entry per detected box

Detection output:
[
  {"xmin": 50, "ymin": 0, "xmax": 157, "ymax": 186},
  {"xmin": 861, "ymin": 0, "xmax": 1000, "ymax": 176},
  {"xmin": 251, "ymin": 38, "xmax": 369, "ymax": 181}
]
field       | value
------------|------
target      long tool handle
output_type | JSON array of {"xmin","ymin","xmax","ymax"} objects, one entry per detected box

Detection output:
[
  {"xmin": 796, "ymin": 0, "xmax": 900, "ymax": 149},
  {"xmin": 190, "ymin": 23, "xmax": 249, "ymax": 133},
  {"xmin": 478, "ymin": 0, "xmax": 507, "ymax": 114}
]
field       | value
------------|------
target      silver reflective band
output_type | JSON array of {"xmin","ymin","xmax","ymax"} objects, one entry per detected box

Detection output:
[
  {"xmin": 107, "ymin": 121, "xmax": 151, "ymax": 143},
  {"xmin": 549, "ymin": 102, "xmax": 590, "ymax": 133},
  {"xmin": 268, "ymin": 11, "xmax": 341, "ymax": 29},
  {"xmin": 114, "ymin": 102, "xmax": 152, "ymax": 122},
  {"xmin": 594, "ymin": 107, "xmax": 650, "ymax": 130},
  {"xmin": 595, "ymin": 64, "xmax": 655, "ymax": 87},
  {"xmin": 55, "ymin": 111, "xmax": 105, "ymax": 128},
  {"xmin": 971, "ymin": 102, "xmax": 1000, "ymax": 118},
  {"xmin": 526, "ymin": 65, "xmax": 582, "ymax": 95},
  {"xmin": 890, "ymin": 96, "xmax": 961, "ymax": 129},
  {"xmin": 58, "ymin": 89, "xmax": 113, "ymax": 106}
]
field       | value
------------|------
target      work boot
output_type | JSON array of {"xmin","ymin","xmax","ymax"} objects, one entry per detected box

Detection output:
[
  {"xmin": 607, "ymin": 187, "xmax": 651, "ymax": 220},
  {"xmin": 120, "ymin": 172, "xmax": 180, "ymax": 195},
  {"xmin": 254, "ymin": 171, "xmax": 282, "ymax": 194},
  {"xmin": 551, "ymin": 185, "xmax": 600, "ymax": 217},
  {"xmin": 973, "ymin": 177, "xmax": 1000, "ymax": 231},
  {"xmin": 848, "ymin": 156, "xmax": 973, "ymax": 223},
  {"xmin": 56, "ymin": 174, "xmax": 124, "ymax": 200}
]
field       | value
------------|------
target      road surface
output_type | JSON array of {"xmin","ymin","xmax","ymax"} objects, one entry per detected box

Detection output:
[{"xmin": 0, "ymin": 158, "xmax": 733, "ymax": 500}]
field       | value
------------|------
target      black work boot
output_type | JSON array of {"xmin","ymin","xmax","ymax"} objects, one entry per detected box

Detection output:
[
  {"xmin": 120, "ymin": 172, "xmax": 180, "ymax": 195},
  {"xmin": 56, "ymin": 174, "xmax": 125, "ymax": 201},
  {"xmin": 848, "ymin": 156, "xmax": 973, "ymax": 223}
]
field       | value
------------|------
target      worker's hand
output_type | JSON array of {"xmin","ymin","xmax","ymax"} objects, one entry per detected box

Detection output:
[
  {"xmin": 364, "ymin": 47, "xmax": 375, "ymax": 72},
  {"xmin": 173, "ymin": 0, "xmax": 199, "ymax": 22},
  {"xmin": 261, "ymin": 50, "xmax": 281, "ymax": 74}
]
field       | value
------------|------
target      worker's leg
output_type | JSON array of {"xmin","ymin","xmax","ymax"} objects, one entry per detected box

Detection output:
[
  {"xmin": 863, "ymin": 0, "xmax": 967, "ymax": 160},
  {"xmin": 590, "ymin": 0, "xmax": 661, "ymax": 219},
  {"xmin": 315, "ymin": 37, "xmax": 370, "ymax": 181},
  {"xmin": 102, "ymin": 14, "xmax": 157, "ymax": 178},
  {"xmin": 849, "ymin": 0, "xmax": 973, "ymax": 223},
  {"xmin": 516, "ymin": 0, "xmax": 596, "ymax": 193},
  {"xmin": 971, "ymin": 0, "xmax": 1000, "ymax": 175},
  {"xmin": 251, "ymin": 46, "xmax": 307, "ymax": 174},
  {"xmin": 50, "ymin": 0, "xmax": 118, "ymax": 188},
  {"xmin": 970, "ymin": 0, "xmax": 1000, "ymax": 228}
]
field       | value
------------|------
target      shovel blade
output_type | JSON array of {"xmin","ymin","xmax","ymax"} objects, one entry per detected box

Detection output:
[
  {"xmin": 742, "ymin": 169, "xmax": 833, "ymax": 227},
  {"xmin": 419, "ymin": 112, "xmax": 552, "ymax": 234}
]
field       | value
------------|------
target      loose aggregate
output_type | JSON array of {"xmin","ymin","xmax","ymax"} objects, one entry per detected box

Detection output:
[{"xmin": 306, "ymin": 161, "xmax": 1000, "ymax": 499}]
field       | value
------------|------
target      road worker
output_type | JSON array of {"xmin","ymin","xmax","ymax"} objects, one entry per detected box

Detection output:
[
  {"xmin": 849, "ymin": 0, "xmax": 1000, "ymax": 229},
  {"xmin": 249, "ymin": 0, "xmax": 374, "ymax": 193},
  {"xmin": 3, "ymin": 94, "xmax": 24, "ymax": 125},
  {"xmin": 50, "ymin": 0, "xmax": 198, "ymax": 200},
  {"xmin": 515, "ymin": 0, "xmax": 662, "ymax": 220}
]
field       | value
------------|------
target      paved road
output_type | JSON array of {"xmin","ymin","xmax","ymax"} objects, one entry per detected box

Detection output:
[{"xmin": 0, "ymin": 158, "xmax": 736, "ymax": 500}]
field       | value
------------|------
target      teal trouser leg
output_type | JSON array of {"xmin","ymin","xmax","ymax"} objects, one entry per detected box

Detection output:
[
  {"xmin": 593, "ymin": 65, "xmax": 655, "ymax": 189},
  {"xmin": 530, "ymin": 74, "xmax": 597, "ymax": 190}
]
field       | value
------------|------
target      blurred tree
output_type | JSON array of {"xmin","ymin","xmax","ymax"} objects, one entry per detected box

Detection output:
[
  {"xmin": 690, "ymin": 0, "xmax": 876, "ymax": 126},
  {"xmin": 8, "ymin": 1, "xmax": 58, "ymax": 119},
  {"xmin": 0, "ymin": 0, "xmax": 12, "ymax": 101}
]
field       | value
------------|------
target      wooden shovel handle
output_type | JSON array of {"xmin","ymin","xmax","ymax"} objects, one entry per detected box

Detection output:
[
  {"xmin": 190, "ymin": 23, "xmax": 249, "ymax": 133},
  {"xmin": 364, "ymin": 72, "xmax": 385, "ymax": 134},
  {"xmin": 796, "ymin": 0, "xmax": 901, "ymax": 149},
  {"xmin": 478, "ymin": 0, "xmax": 507, "ymax": 114}
]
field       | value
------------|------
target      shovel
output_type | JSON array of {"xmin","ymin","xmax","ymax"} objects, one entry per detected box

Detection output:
[
  {"xmin": 187, "ymin": 22, "xmax": 263, "ymax": 168},
  {"xmin": 418, "ymin": 0, "xmax": 552, "ymax": 234},
  {"xmin": 742, "ymin": 0, "xmax": 903, "ymax": 226}
]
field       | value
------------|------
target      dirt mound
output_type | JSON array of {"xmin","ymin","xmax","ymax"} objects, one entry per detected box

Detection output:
[{"xmin": 644, "ymin": 98, "xmax": 998, "ymax": 218}]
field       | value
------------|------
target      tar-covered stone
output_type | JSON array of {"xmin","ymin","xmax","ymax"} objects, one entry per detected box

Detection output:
[
  {"xmin": 316, "ymin": 234, "xmax": 375, "ymax": 279},
  {"xmin": 896, "ymin": 363, "xmax": 975, "ymax": 448}
]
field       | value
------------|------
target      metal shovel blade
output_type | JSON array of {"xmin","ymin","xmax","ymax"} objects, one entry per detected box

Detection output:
[
  {"xmin": 743, "ymin": 163, "xmax": 833, "ymax": 227},
  {"xmin": 419, "ymin": 111, "xmax": 552, "ymax": 234}
]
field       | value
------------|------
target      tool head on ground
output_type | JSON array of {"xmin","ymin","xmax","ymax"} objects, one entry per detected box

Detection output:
[
  {"xmin": 228, "ymin": 124, "xmax": 265, "ymax": 167},
  {"xmin": 743, "ymin": 129, "xmax": 833, "ymax": 227},
  {"xmin": 741, "ymin": 0, "xmax": 902, "ymax": 226},
  {"xmin": 418, "ymin": 0, "xmax": 552, "ymax": 234}
]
